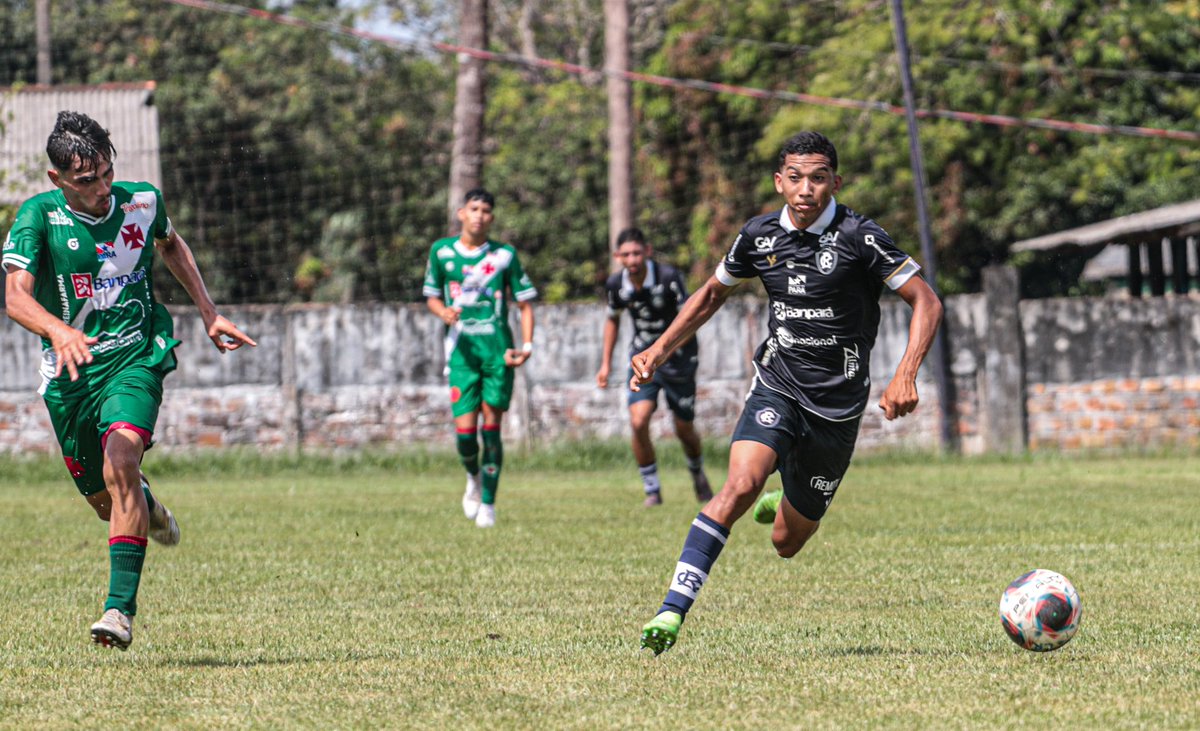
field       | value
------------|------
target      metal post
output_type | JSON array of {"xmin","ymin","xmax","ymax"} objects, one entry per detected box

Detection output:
[{"xmin": 888, "ymin": 0, "xmax": 954, "ymax": 450}]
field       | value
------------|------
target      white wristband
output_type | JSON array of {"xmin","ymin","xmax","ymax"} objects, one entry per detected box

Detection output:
[{"xmin": 521, "ymin": 341, "xmax": 534, "ymax": 354}]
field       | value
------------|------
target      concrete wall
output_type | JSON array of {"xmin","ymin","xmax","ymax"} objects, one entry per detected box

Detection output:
[{"xmin": 3, "ymin": 281, "xmax": 1199, "ymax": 455}]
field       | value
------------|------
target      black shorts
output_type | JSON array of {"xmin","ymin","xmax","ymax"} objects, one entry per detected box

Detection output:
[
  {"xmin": 625, "ymin": 367, "xmax": 697, "ymax": 422},
  {"xmin": 730, "ymin": 380, "xmax": 862, "ymax": 521}
]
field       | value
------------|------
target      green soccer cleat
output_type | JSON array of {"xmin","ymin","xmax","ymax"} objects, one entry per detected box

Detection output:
[
  {"xmin": 752, "ymin": 489, "xmax": 783, "ymax": 524},
  {"xmin": 640, "ymin": 610, "xmax": 683, "ymax": 656}
]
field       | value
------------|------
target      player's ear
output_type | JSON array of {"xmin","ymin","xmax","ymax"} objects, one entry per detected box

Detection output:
[
  {"xmin": 833, "ymin": 174, "xmax": 843, "ymax": 193},
  {"xmin": 773, "ymin": 171, "xmax": 785, "ymax": 194},
  {"xmin": 47, "ymin": 169, "xmax": 62, "ymax": 188}
]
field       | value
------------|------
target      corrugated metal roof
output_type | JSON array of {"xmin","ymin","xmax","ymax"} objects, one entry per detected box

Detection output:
[
  {"xmin": 0, "ymin": 82, "xmax": 161, "ymax": 204},
  {"xmin": 1010, "ymin": 198, "xmax": 1200, "ymax": 253}
]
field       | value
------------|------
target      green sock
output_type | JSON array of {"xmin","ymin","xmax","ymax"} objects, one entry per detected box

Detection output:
[
  {"xmin": 456, "ymin": 430, "xmax": 480, "ymax": 476},
  {"xmin": 481, "ymin": 426, "xmax": 503, "ymax": 504},
  {"xmin": 104, "ymin": 538, "xmax": 147, "ymax": 616}
]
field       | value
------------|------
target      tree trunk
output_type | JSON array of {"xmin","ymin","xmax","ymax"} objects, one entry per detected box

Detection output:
[
  {"xmin": 604, "ymin": 0, "xmax": 632, "ymax": 268},
  {"xmin": 36, "ymin": 0, "xmax": 52, "ymax": 85},
  {"xmin": 447, "ymin": 0, "xmax": 488, "ymax": 234}
]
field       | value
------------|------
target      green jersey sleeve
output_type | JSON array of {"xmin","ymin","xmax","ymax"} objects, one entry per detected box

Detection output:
[
  {"xmin": 151, "ymin": 187, "xmax": 172, "ymax": 240},
  {"xmin": 422, "ymin": 241, "xmax": 447, "ymax": 299},
  {"xmin": 2, "ymin": 196, "xmax": 49, "ymax": 277},
  {"xmin": 506, "ymin": 248, "xmax": 537, "ymax": 302}
]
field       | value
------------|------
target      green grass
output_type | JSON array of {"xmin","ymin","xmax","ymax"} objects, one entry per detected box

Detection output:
[{"xmin": 1, "ymin": 449, "xmax": 1198, "ymax": 729}]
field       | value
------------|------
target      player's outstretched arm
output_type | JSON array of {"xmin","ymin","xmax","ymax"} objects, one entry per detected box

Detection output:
[
  {"xmin": 630, "ymin": 275, "xmax": 734, "ymax": 391},
  {"xmin": 879, "ymin": 275, "xmax": 943, "ymax": 420},
  {"xmin": 4, "ymin": 267, "xmax": 98, "ymax": 381},
  {"xmin": 155, "ymin": 230, "xmax": 257, "ymax": 353}
]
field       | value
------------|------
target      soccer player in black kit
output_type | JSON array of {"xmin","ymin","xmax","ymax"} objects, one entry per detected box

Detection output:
[
  {"xmin": 597, "ymin": 228, "xmax": 713, "ymax": 507},
  {"xmin": 633, "ymin": 132, "xmax": 943, "ymax": 655}
]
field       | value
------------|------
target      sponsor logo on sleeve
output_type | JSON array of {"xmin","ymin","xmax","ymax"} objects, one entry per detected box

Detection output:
[
  {"xmin": 865, "ymin": 233, "xmax": 894, "ymax": 263},
  {"xmin": 726, "ymin": 234, "xmax": 743, "ymax": 263},
  {"xmin": 70, "ymin": 273, "xmax": 94, "ymax": 299}
]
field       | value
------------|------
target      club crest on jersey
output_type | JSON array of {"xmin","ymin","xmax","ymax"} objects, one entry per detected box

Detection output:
[
  {"xmin": 96, "ymin": 241, "xmax": 117, "ymax": 261},
  {"xmin": 121, "ymin": 223, "xmax": 145, "ymax": 249},
  {"xmin": 817, "ymin": 248, "xmax": 838, "ymax": 274},
  {"xmin": 70, "ymin": 273, "xmax": 93, "ymax": 299}
]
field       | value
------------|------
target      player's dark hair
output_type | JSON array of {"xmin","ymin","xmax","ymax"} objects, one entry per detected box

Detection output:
[
  {"xmin": 778, "ymin": 131, "xmax": 837, "ymax": 171},
  {"xmin": 46, "ymin": 111, "xmax": 116, "ymax": 172},
  {"xmin": 615, "ymin": 227, "xmax": 647, "ymax": 248},
  {"xmin": 463, "ymin": 188, "xmax": 495, "ymax": 208}
]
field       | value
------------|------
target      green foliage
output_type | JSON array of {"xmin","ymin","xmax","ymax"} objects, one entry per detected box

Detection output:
[{"xmin": 2, "ymin": 1, "xmax": 1198, "ymax": 301}]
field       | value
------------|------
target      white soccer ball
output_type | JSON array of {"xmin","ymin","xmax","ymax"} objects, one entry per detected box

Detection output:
[{"xmin": 998, "ymin": 569, "xmax": 1082, "ymax": 652}]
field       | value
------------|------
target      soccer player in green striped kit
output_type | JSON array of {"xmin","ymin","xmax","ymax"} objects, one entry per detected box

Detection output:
[
  {"xmin": 3, "ymin": 111, "xmax": 256, "ymax": 650},
  {"xmin": 424, "ymin": 189, "xmax": 536, "ymax": 528}
]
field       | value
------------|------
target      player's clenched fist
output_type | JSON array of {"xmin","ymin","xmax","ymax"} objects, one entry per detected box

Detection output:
[{"xmin": 628, "ymin": 348, "xmax": 661, "ymax": 392}]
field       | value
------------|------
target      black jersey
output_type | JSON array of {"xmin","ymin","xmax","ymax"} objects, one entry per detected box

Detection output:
[
  {"xmin": 605, "ymin": 259, "xmax": 699, "ymax": 380},
  {"xmin": 716, "ymin": 201, "xmax": 921, "ymax": 421}
]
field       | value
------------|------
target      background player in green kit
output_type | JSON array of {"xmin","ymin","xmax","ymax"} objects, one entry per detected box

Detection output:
[
  {"xmin": 2, "ymin": 111, "xmax": 257, "ymax": 650},
  {"xmin": 423, "ymin": 189, "xmax": 536, "ymax": 528}
]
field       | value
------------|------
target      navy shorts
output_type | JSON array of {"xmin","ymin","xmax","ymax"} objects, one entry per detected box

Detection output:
[
  {"xmin": 626, "ymin": 367, "xmax": 697, "ymax": 422},
  {"xmin": 730, "ymin": 380, "xmax": 862, "ymax": 521}
]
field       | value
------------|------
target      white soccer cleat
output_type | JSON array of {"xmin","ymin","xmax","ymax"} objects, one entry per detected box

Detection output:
[
  {"xmin": 143, "ymin": 475, "xmax": 180, "ymax": 546},
  {"xmin": 462, "ymin": 474, "xmax": 483, "ymax": 520},
  {"xmin": 475, "ymin": 503, "xmax": 496, "ymax": 528},
  {"xmin": 90, "ymin": 608, "xmax": 133, "ymax": 650}
]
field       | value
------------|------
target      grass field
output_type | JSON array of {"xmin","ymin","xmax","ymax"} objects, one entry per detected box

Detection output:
[{"xmin": 1, "ymin": 446, "xmax": 1198, "ymax": 730}]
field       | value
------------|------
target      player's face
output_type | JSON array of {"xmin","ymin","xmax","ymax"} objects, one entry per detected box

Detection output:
[
  {"xmin": 774, "ymin": 153, "xmax": 841, "ymax": 231},
  {"xmin": 49, "ymin": 156, "xmax": 114, "ymax": 218},
  {"xmin": 615, "ymin": 241, "xmax": 649, "ymax": 275},
  {"xmin": 457, "ymin": 199, "xmax": 495, "ymax": 240}
]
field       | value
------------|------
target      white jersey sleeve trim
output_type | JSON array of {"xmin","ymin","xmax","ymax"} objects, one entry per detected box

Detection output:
[
  {"xmin": 883, "ymin": 257, "xmax": 921, "ymax": 290},
  {"xmin": 2, "ymin": 253, "xmax": 32, "ymax": 270},
  {"xmin": 515, "ymin": 287, "xmax": 538, "ymax": 302},
  {"xmin": 422, "ymin": 285, "xmax": 442, "ymax": 298},
  {"xmin": 715, "ymin": 261, "xmax": 750, "ymax": 287}
]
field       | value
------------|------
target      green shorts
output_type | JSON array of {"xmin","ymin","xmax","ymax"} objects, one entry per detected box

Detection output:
[
  {"xmin": 447, "ymin": 338, "xmax": 514, "ymax": 417},
  {"xmin": 44, "ymin": 359, "xmax": 171, "ymax": 496}
]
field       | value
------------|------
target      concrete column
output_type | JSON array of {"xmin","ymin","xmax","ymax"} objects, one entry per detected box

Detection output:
[{"xmin": 981, "ymin": 265, "xmax": 1027, "ymax": 454}]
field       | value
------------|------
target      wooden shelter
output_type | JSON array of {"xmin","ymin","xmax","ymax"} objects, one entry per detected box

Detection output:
[{"xmin": 1010, "ymin": 199, "xmax": 1200, "ymax": 296}]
